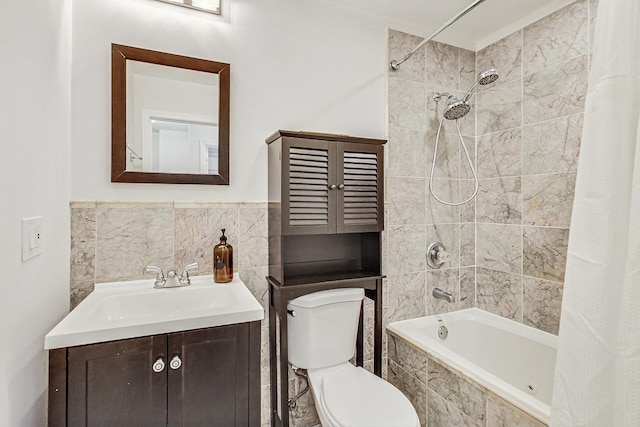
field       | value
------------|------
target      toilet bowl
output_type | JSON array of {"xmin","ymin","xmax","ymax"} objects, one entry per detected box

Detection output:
[
  {"xmin": 308, "ymin": 363, "xmax": 420, "ymax": 427},
  {"xmin": 287, "ymin": 288, "xmax": 420, "ymax": 427}
]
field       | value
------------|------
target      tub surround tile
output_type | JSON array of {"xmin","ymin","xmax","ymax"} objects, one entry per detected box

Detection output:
[
  {"xmin": 459, "ymin": 267, "xmax": 476, "ymax": 309},
  {"xmin": 385, "ymin": 273, "xmax": 426, "ymax": 323},
  {"xmin": 427, "ymin": 269, "xmax": 459, "ymax": 315},
  {"xmin": 388, "ymin": 29, "xmax": 426, "ymax": 83},
  {"xmin": 428, "ymin": 357, "xmax": 486, "ymax": 423},
  {"xmin": 388, "ymin": 333, "xmax": 429, "ymax": 384},
  {"xmin": 426, "ymin": 179, "xmax": 460, "ymax": 225},
  {"xmin": 523, "ymin": 173, "xmax": 576, "ymax": 227},
  {"xmin": 459, "ymin": 223, "xmax": 475, "ymax": 267},
  {"xmin": 459, "ymin": 180, "xmax": 476, "ymax": 223},
  {"xmin": 522, "ymin": 114, "xmax": 582, "ymax": 175},
  {"xmin": 425, "ymin": 129, "xmax": 461, "ymax": 179},
  {"xmin": 523, "ymin": 276, "xmax": 564, "ymax": 335},
  {"xmin": 523, "ymin": 0, "xmax": 588, "ymax": 75},
  {"xmin": 389, "ymin": 78, "xmax": 427, "ymax": 131},
  {"xmin": 388, "ymin": 360, "xmax": 428, "ymax": 427},
  {"xmin": 428, "ymin": 388, "xmax": 482, "ymax": 427},
  {"xmin": 477, "ymin": 128, "xmax": 522, "ymax": 178},
  {"xmin": 387, "ymin": 225, "xmax": 426, "ymax": 275},
  {"xmin": 70, "ymin": 207, "xmax": 96, "ymax": 282},
  {"xmin": 477, "ymin": 30, "xmax": 523, "ymax": 85},
  {"xmin": 476, "ymin": 177, "xmax": 522, "ymax": 224},
  {"xmin": 460, "ymin": 48, "xmax": 476, "ymax": 90},
  {"xmin": 523, "ymin": 55, "xmax": 589, "ymax": 124},
  {"xmin": 95, "ymin": 205, "xmax": 174, "ymax": 282},
  {"xmin": 426, "ymin": 41, "xmax": 460, "ymax": 90},
  {"xmin": 388, "ymin": 177, "xmax": 426, "ymax": 225},
  {"xmin": 174, "ymin": 206, "xmax": 238, "ymax": 274},
  {"xmin": 388, "ymin": 126, "xmax": 427, "ymax": 178},
  {"xmin": 588, "ymin": 0, "xmax": 599, "ymax": 56},
  {"xmin": 476, "ymin": 267, "xmax": 524, "ymax": 321},
  {"xmin": 477, "ymin": 77, "xmax": 523, "ymax": 135},
  {"xmin": 476, "ymin": 224, "xmax": 522, "ymax": 274},
  {"xmin": 523, "ymin": 226, "xmax": 569, "ymax": 282},
  {"xmin": 486, "ymin": 393, "xmax": 546, "ymax": 427}
]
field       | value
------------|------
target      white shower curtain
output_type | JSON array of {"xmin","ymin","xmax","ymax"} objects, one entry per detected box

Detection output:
[{"xmin": 550, "ymin": 0, "xmax": 640, "ymax": 425}]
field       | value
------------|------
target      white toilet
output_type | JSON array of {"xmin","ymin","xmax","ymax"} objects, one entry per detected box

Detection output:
[{"xmin": 287, "ymin": 288, "xmax": 420, "ymax": 427}]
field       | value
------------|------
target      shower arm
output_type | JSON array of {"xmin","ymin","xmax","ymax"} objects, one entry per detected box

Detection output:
[{"xmin": 390, "ymin": 0, "xmax": 487, "ymax": 71}]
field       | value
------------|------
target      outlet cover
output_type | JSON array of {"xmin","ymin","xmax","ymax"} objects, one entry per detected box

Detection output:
[{"xmin": 22, "ymin": 216, "xmax": 43, "ymax": 262}]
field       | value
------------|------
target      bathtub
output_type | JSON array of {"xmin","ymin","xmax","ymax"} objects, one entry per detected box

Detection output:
[{"xmin": 387, "ymin": 308, "xmax": 557, "ymax": 425}]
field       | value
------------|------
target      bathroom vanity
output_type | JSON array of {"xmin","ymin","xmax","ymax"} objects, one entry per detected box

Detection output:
[
  {"xmin": 266, "ymin": 130, "xmax": 386, "ymax": 427},
  {"xmin": 46, "ymin": 275, "xmax": 263, "ymax": 426}
]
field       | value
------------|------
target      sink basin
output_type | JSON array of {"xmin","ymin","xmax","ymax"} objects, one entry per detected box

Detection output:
[{"xmin": 45, "ymin": 274, "xmax": 263, "ymax": 349}]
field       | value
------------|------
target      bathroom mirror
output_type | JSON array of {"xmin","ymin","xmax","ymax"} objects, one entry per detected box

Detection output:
[{"xmin": 112, "ymin": 44, "xmax": 230, "ymax": 184}]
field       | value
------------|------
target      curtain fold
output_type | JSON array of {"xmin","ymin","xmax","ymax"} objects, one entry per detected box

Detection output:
[{"xmin": 550, "ymin": 0, "xmax": 640, "ymax": 425}]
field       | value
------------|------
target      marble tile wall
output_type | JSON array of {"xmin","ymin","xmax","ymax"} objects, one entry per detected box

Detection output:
[
  {"xmin": 473, "ymin": 0, "xmax": 596, "ymax": 335},
  {"xmin": 388, "ymin": 333, "xmax": 547, "ymax": 427}
]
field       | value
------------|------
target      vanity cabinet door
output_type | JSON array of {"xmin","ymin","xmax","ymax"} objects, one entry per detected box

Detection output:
[
  {"xmin": 167, "ymin": 323, "xmax": 260, "ymax": 427},
  {"xmin": 67, "ymin": 335, "xmax": 168, "ymax": 427}
]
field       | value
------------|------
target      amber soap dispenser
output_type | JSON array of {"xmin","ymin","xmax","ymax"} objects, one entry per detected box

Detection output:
[{"xmin": 213, "ymin": 228, "xmax": 233, "ymax": 283}]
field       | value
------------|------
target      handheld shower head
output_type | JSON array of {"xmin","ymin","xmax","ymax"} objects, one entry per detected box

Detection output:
[{"xmin": 463, "ymin": 68, "xmax": 499, "ymax": 102}]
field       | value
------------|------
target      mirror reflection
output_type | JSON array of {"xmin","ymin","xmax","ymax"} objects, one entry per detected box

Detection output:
[
  {"xmin": 111, "ymin": 44, "xmax": 230, "ymax": 185},
  {"xmin": 126, "ymin": 61, "xmax": 219, "ymax": 175}
]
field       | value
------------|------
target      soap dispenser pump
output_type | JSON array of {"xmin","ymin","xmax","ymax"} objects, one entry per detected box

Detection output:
[{"xmin": 213, "ymin": 228, "xmax": 233, "ymax": 283}]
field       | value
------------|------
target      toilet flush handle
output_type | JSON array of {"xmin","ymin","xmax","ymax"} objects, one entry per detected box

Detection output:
[{"xmin": 287, "ymin": 309, "xmax": 297, "ymax": 317}]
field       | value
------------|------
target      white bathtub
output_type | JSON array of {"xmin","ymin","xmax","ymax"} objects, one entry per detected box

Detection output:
[{"xmin": 387, "ymin": 308, "xmax": 557, "ymax": 424}]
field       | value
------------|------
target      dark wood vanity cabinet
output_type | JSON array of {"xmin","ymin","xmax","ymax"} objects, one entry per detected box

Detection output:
[
  {"xmin": 49, "ymin": 322, "xmax": 260, "ymax": 427},
  {"xmin": 267, "ymin": 130, "xmax": 384, "ymax": 236}
]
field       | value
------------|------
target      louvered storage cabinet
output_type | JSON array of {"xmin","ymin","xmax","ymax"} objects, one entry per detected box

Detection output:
[{"xmin": 267, "ymin": 131, "xmax": 384, "ymax": 236}]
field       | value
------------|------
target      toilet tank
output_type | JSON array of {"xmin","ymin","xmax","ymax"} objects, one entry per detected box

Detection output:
[{"xmin": 287, "ymin": 288, "xmax": 364, "ymax": 370}]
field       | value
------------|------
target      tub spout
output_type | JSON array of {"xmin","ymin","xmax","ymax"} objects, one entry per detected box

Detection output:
[{"xmin": 432, "ymin": 287, "xmax": 455, "ymax": 303}]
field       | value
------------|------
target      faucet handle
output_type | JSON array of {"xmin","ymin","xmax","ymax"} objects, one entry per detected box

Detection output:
[
  {"xmin": 180, "ymin": 262, "xmax": 198, "ymax": 285},
  {"xmin": 145, "ymin": 265, "xmax": 165, "ymax": 287}
]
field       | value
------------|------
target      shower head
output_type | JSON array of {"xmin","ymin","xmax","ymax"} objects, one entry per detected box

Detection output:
[
  {"xmin": 462, "ymin": 68, "xmax": 499, "ymax": 102},
  {"xmin": 477, "ymin": 68, "xmax": 499, "ymax": 85},
  {"xmin": 444, "ymin": 99, "xmax": 471, "ymax": 120}
]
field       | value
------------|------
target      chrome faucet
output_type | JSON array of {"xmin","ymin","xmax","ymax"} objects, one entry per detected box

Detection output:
[
  {"xmin": 146, "ymin": 263, "xmax": 198, "ymax": 288},
  {"xmin": 432, "ymin": 287, "xmax": 455, "ymax": 303}
]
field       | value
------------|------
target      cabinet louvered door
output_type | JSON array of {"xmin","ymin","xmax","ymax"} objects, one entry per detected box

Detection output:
[
  {"xmin": 337, "ymin": 143, "xmax": 384, "ymax": 233},
  {"xmin": 282, "ymin": 138, "xmax": 337, "ymax": 235}
]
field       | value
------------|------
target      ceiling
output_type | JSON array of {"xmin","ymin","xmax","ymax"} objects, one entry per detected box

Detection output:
[{"xmin": 326, "ymin": 0, "xmax": 576, "ymax": 51}]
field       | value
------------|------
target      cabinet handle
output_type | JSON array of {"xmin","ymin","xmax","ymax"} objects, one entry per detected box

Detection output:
[
  {"xmin": 152, "ymin": 357, "xmax": 165, "ymax": 373},
  {"xmin": 338, "ymin": 184, "xmax": 345, "ymax": 190},
  {"xmin": 170, "ymin": 355, "xmax": 182, "ymax": 370},
  {"xmin": 328, "ymin": 184, "xmax": 337, "ymax": 190}
]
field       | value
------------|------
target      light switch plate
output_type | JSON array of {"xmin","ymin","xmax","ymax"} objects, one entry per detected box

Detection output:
[{"xmin": 22, "ymin": 216, "xmax": 43, "ymax": 262}]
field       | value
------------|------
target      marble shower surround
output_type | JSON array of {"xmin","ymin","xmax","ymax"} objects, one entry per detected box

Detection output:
[{"xmin": 387, "ymin": 0, "xmax": 597, "ymax": 337}]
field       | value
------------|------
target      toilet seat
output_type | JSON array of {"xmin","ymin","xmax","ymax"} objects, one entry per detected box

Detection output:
[{"xmin": 308, "ymin": 363, "xmax": 420, "ymax": 427}]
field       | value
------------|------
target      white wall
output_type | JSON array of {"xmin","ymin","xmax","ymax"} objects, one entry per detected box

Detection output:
[
  {"xmin": 71, "ymin": 0, "xmax": 389, "ymax": 202},
  {"xmin": 0, "ymin": 1, "xmax": 71, "ymax": 425}
]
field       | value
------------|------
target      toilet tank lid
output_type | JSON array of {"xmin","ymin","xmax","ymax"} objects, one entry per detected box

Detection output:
[{"xmin": 288, "ymin": 288, "xmax": 364, "ymax": 309}]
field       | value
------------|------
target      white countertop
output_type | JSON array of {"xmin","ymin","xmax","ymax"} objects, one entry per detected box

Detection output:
[{"xmin": 45, "ymin": 274, "xmax": 264, "ymax": 349}]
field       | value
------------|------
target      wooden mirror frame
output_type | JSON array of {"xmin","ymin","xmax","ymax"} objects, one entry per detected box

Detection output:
[{"xmin": 111, "ymin": 44, "xmax": 230, "ymax": 185}]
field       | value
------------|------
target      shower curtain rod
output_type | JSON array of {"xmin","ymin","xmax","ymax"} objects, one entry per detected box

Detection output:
[{"xmin": 390, "ymin": 0, "xmax": 487, "ymax": 71}]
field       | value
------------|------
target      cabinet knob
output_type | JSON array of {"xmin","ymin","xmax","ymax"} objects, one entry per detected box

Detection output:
[
  {"xmin": 170, "ymin": 355, "xmax": 182, "ymax": 370},
  {"xmin": 328, "ymin": 184, "xmax": 337, "ymax": 190},
  {"xmin": 338, "ymin": 184, "xmax": 345, "ymax": 190},
  {"xmin": 152, "ymin": 357, "xmax": 165, "ymax": 373}
]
